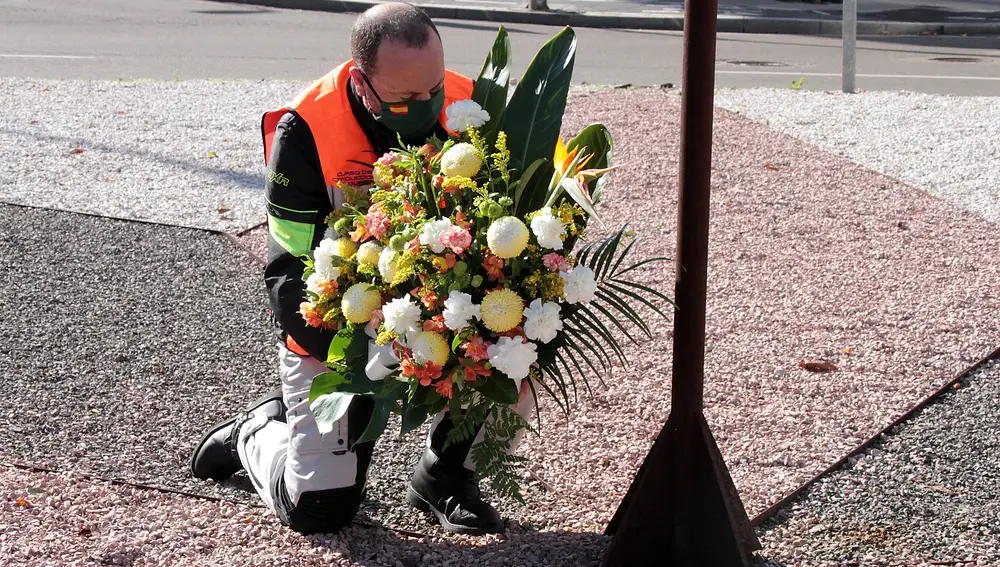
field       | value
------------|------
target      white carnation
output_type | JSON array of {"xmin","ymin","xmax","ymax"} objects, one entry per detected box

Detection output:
[
  {"xmin": 442, "ymin": 291, "xmax": 482, "ymax": 331},
  {"xmin": 560, "ymin": 265, "xmax": 597, "ymax": 304},
  {"xmin": 523, "ymin": 299, "xmax": 562, "ymax": 344},
  {"xmin": 313, "ymin": 238, "xmax": 342, "ymax": 281},
  {"xmin": 378, "ymin": 247, "xmax": 399, "ymax": 283},
  {"xmin": 305, "ymin": 272, "xmax": 326, "ymax": 296},
  {"xmin": 382, "ymin": 295, "xmax": 422, "ymax": 344},
  {"xmin": 419, "ymin": 218, "xmax": 452, "ymax": 254},
  {"xmin": 529, "ymin": 207, "xmax": 568, "ymax": 250},
  {"xmin": 445, "ymin": 100, "xmax": 491, "ymax": 133},
  {"xmin": 487, "ymin": 336, "xmax": 537, "ymax": 391}
]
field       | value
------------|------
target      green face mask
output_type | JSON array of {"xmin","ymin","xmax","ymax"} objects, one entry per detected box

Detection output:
[{"xmin": 361, "ymin": 73, "xmax": 444, "ymax": 139}]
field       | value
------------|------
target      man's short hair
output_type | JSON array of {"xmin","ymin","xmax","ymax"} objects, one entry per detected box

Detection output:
[{"xmin": 350, "ymin": 3, "xmax": 441, "ymax": 76}]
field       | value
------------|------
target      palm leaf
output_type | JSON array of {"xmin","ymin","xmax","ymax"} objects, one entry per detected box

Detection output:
[
  {"xmin": 562, "ymin": 320, "xmax": 614, "ymax": 371},
  {"xmin": 588, "ymin": 298, "xmax": 641, "ymax": 346},
  {"xmin": 555, "ymin": 349, "xmax": 592, "ymax": 397},
  {"xmin": 569, "ymin": 309, "xmax": 628, "ymax": 367},
  {"xmin": 592, "ymin": 289, "xmax": 652, "ymax": 338},
  {"xmin": 609, "ymin": 277, "xmax": 677, "ymax": 312}
]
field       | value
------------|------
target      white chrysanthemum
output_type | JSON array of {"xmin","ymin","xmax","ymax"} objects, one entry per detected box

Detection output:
[
  {"xmin": 523, "ymin": 298, "xmax": 562, "ymax": 344},
  {"xmin": 419, "ymin": 218, "xmax": 452, "ymax": 254},
  {"xmin": 445, "ymin": 100, "xmax": 491, "ymax": 133},
  {"xmin": 486, "ymin": 216, "xmax": 529, "ymax": 259},
  {"xmin": 560, "ymin": 265, "xmax": 598, "ymax": 304},
  {"xmin": 382, "ymin": 295, "xmax": 422, "ymax": 344},
  {"xmin": 313, "ymin": 239, "xmax": 343, "ymax": 281},
  {"xmin": 378, "ymin": 247, "xmax": 399, "ymax": 282},
  {"xmin": 411, "ymin": 332, "xmax": 450, "ymax": 366},
  {"xmin": 440, "ymin": 142, "xmax": 483, "ymax": 178},
  {"xmin": 442, "ymin": 291, "xmax": 482, "ymax": 331},
  {"xmin": 487, "ymin": 336, "xmax": 537, "ymax": 390},
  {"xmin": 530, "ymin": 207, "xmax": 568, "ymax": 250},
  {"xmin": 341, "ymin": 283, "xmax": 381, "ymax": 324},
  {"xmin": 357, "ymin": 241, "xmax": 383, "ymax": 267}
]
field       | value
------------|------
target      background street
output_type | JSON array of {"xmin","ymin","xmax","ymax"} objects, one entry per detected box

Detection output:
[{"xmin": 1, "ymin": 0, "xmax": 998, "ymax": 95}]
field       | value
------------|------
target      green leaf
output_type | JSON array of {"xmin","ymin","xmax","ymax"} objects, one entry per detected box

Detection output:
[
  {"xmin": 356, "ymin": 398, "xmax": 392, "ymax": 444},
  {"xmin": 326, "ymin": 329, "xmax": 353, "ymax": 363},
  {"xmin": 308, "ymin": 370, "xmax": 349, "ymax": 403},
  {"xmin": 514, "ymin": 159, "xmax": 555, "ymax": 218},
  {"xmin": 608, "ymin": 277, "xmax": 676, "ymax": 314},
  {"xmin": 471, "ymin": 26, "xmax": 511, "ymax": 146},
  {"xmin": 401, "ymin": 399, "xmax": 431, "ymax": 435},
  {"xmin": 309, "ymin": 392, "xmax": 355, "ymax": 434},
  {"xmin": 475, "ymin": 371, "xmax": 519, "ymax": 405},
  {"xmin": 504, "ymin": 26, "xmax": 576, "ymax": 172},
  {"xmin": 512, "ymin": 157, "xmax": 547, "ymax": 212},
  {"xmin": 594, "ymin": 287, "xmax": 654, "ymax": 336}
]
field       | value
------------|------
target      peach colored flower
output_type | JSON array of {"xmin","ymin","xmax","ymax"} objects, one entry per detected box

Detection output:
[
  {"xmin": 461, "ymin": 360, "xmax": 492, "ymax": 381},
  {"xmin": 434, "ymin": 377, "xmax": 453, "ymax": 399},
  {"xmin": 440, "ymin": 226, "xmax": 472, "ymax": 254},
  {"xmin": 483, "ymin": 255, "xmax": 504, "ymax": 282},
  {"xmin": 423, "ymin": 314, "xmax": 448, "ymax": 333},
  {"xmin": 365, "ymin": 210, "xmax": 392, "ymax": 240},
  {"xmin": 542, "ymin": 252, "xmax": 571, "ymax": 272}
]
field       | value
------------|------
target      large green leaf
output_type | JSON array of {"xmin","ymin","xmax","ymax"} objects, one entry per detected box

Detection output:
[
  {"xmin": 308, "ymin": 370, "xmax": 349, "ymax": 403},
  {"xmin": 401, "ymin": 399, "xmax": 431, "ymax": 435},
  {"xmin": 475, "ymin": 371, "xmax": 519, "ymax": 405},
  {"xmin": 309, "ymin": 392, "xmax": 355, "ymax": 435},
  {"xmin": 514, "ymin": 159, "xmax": 555, "ymax": 218},
  {"xmin": 470, "ymin": 26, "xmax": 511, "ymax": 146},
  {"xmin": 503, "ymin": 26, "xmax": 577, "ymax": 173},
  {"xmin": 356, "ymin": 398, "xmax": 392, "ymax": 444}
]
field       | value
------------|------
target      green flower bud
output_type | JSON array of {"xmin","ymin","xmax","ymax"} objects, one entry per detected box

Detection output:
[
  {"xmin": 498, "ymin": 196, "xmax": 513, "ymax": 207},
  {"xmin": 401, "ymin": 227, "xmax": 418, "ymax": 241},
  {"xmin": 389, "ymin": 234, "xmax": 407, "ymax": 252},
  {"xmin": 453, "ymin": 261, "xmax": 468, "ymax": 276},
  {"xmin": 471, "ymin": 275, "xmax": 484, "ymax": 288},
  {"xmin": 487, "ymin": 202, "xmax": 504, "ymax": 219},
  {"xmin": 334, "ymin": 217, "xmax": 352, "ymax": 236}
]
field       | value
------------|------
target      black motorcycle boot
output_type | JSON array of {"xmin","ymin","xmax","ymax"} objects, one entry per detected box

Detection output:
[
  {"xmin": 405, "ymin": 415, "xmax": 504, "ymax": 535},
  {"xmin": 189, "ymin": 390, "xmax": 286, "ymax": 481}
]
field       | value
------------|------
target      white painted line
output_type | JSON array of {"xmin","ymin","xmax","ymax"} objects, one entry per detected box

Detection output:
[
  {"xmin": 0, "ymin": 53, "xmax": 96, "ymax": 59},
  {"xmin": 717, "ymin": 70, "xmax": 1000, "ymax": 81}
]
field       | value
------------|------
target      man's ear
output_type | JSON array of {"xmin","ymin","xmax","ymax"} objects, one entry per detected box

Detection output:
[{"xmin": 348, "ymin": 66, "xmax": 367, "ymax": 98}]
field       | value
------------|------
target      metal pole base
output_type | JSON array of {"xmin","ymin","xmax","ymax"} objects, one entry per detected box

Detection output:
[{"xmin": 603, "ymin": 412, "xmax": 760, "ymax": 567}]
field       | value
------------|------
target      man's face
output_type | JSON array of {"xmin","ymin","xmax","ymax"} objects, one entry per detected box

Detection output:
[{"xmin": 351, "ymin": 32, "xmax": 445, "ymax": 115}]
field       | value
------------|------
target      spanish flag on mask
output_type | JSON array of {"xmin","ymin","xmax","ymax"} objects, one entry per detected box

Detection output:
[{"xmin": 389, "ymin": 104, "xmax": 409, "ymax": 115}]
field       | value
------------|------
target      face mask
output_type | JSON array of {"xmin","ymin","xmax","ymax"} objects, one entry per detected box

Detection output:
[{"xmin": 361, "ymin": 73, "xmax": 444, "ymax": 139}]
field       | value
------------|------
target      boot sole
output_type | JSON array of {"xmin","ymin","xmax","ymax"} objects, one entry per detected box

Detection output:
[{"xmin": 405, "ymin": 486, "xmax": 502, "ymax": 536}]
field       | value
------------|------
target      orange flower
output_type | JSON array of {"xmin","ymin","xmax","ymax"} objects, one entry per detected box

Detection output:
[
  {"xmin": 460, "ymin": 335, "xmax": 489, "ymax": 362},
  {"xmin": 434, "ymin": 377, "xmax": 453, "ymax": 398},
  {"xmin": 423, "ymin": 314, "xmax": 448, "ymax": 333},
  {"xmin": 421, "ymin": 290, "xmax": 438, "ymax": 310},
  {"xmin": 317, "ymin": 279, "xmax": 339, "ymax": 295},
  {"xmin": 415, "ymin": 361, "xmax": 443, "ymax": 386},
  {"xmin": 349, "ymin": 222, "xmax": 370, "ymax": 243},
  {"xmin": 483, "ymin": 255, "xmax": 504, "ymax": 282},
  {"xmin": 300, "ymin": 302, "xmax": 324, "ymax": 328},
  {"xmin": 454, "ymin": 210, "xmax": 473, "ymax": 229},
  {"xmin": 461, "ymin": 360, "xmax": 492, "ymax": 381}
]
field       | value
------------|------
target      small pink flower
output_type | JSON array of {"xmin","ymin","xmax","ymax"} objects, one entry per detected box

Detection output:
[
  {"xmin": 365, "ymin": 209, "xmax": 392, "ymax": 240},
  {"xmin": 439, "ymin": 225, "xmax": 472, "ymax": 254},
  {"xmin": 543, "ymin": 252, "xmax": 571, "ymax": 272},
  {"xmin": 368, "ymin": 308, "xmax": 383, "ymax": 330},
  {"xmin": 376, "ymin": 152, "xmax": 399, "ymax": 167}
]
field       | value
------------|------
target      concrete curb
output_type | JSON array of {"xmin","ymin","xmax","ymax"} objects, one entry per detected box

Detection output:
[{"xmin": 217, "ymin": 0, "xmax": 1000, "ymax": 36}]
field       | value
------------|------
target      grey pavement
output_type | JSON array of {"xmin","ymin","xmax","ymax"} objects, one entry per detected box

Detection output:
[
  {"xmin": 3, "ymin": 0, "xmax": 999, "ymax": 95},
  {"xmin": 210, "ymin": 0, "xmax": 1000, "ymax": 34}
]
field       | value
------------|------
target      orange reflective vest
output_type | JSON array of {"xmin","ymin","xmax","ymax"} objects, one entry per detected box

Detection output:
[{"xmin": 261, "ymin": 60, "xmax": 474, "ymax": 203}]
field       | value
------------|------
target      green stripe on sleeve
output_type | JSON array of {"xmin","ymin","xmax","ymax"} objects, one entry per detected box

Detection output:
[{"xmin": 268, "ymin": 215, "xmax": 316, "ymax": 258}]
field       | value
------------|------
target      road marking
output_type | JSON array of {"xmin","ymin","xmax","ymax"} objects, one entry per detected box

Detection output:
[
  {"xmin": 0, "ymin": 54, "xmax": 96, "ymax": 59},
  {"xmin": 717, "ymin": 70, "xmax": 1000, "ymax": 81}
]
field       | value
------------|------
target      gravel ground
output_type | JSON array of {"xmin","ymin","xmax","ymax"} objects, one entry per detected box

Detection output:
[
  {"xmin": 2, "ymin": 83, "xmax": 999, "ymax": 564},
  {"xmin": 0, "ymin": 79, "xmax": 303, "ymax": 233},
  {"xmin": 755, "ymin": 358, "xmax": 1000, "ymax": 567},
  {"xmin": 712, "ymin": 88, "xmax": 1000, "ymax": 224}
]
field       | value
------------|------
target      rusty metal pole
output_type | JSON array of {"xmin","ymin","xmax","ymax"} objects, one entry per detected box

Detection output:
[{"xmin": 602, "ymin": 0, "xmax": 760, "ymax": 564}]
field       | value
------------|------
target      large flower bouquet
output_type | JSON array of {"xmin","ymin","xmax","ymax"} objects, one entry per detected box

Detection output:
[{"xmin": 301, "ymin": 26, "xmax": 671, "ymax": 500}]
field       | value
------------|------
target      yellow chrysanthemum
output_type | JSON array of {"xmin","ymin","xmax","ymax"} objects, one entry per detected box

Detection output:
[
  {"xmin": 486, "ymin": 216, "xmax": 529, "ymax": 259},
  {"xmin": 340, "ymin": 282, "xmax": 381, "ymax": 324},
  {"xmin": 480, "ymin": 289, "xmax": 524, "ymax": 333},
  {"xmin": 440, "ymin": 142, "xmax": 483, "ymax": 178},
  {"xmin": 411, "ymin": 332, "xmax": 450, "ymax": 366},
  {"xmin": 357, "ymin": 241, "xmax": 383, "ymax": 267},
  {"xmin": 333, "ymin": 237, "xmax": 359, "ymax": 258}
]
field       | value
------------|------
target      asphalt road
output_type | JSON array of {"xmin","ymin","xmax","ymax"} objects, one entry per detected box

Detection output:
[{"xmin": 1, "ymin": 0, "xmax": 999, "ymax": 95}]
